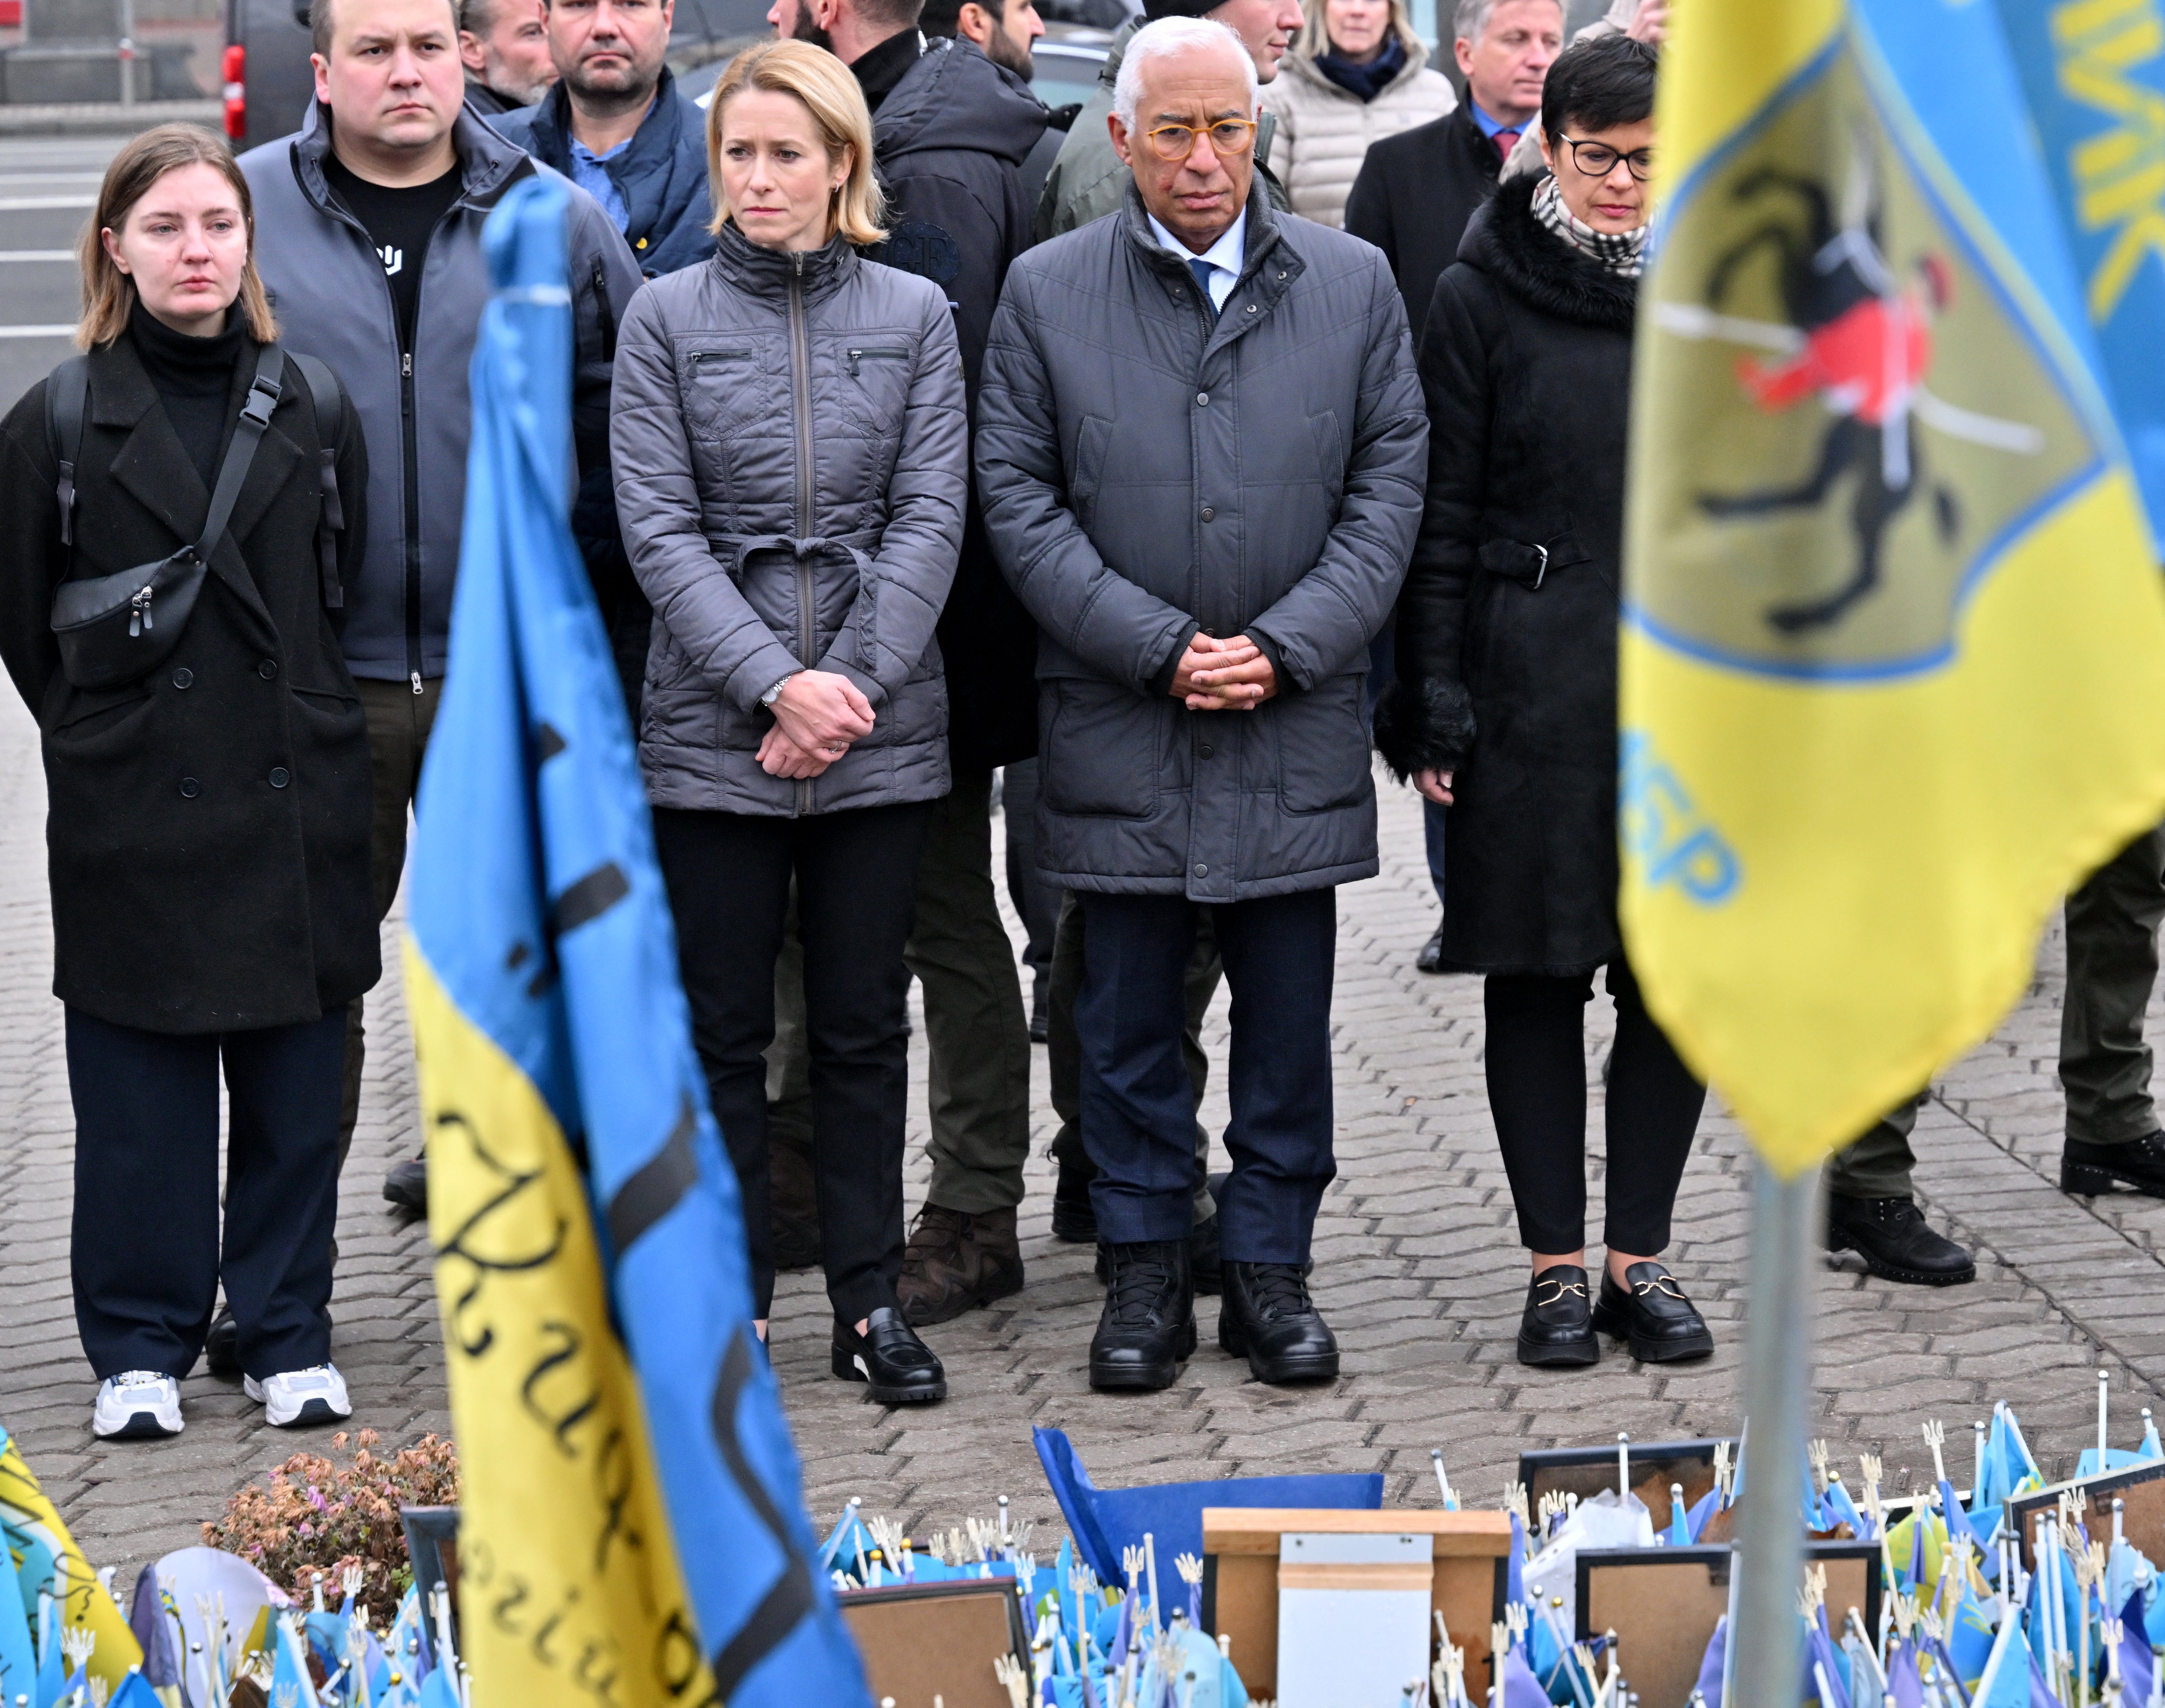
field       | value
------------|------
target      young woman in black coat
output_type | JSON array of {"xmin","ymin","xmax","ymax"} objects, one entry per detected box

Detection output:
[
  {"xmin": 0, "ymin": 125, "xmax": 374, "ymax": 1439},
  {"xmin": 1375, "ymin": 35, "xmax": 1715, "ymax": 1369}
]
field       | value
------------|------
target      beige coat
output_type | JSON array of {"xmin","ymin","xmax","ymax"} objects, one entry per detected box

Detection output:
[{"xmin": 1262, "ymin": 28, "xmax": 1456, "ymax": 229}]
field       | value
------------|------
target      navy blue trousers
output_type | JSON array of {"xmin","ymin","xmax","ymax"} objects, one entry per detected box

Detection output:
[
  {"xmin": 67, "ymin": 1006, "xmax": 344, "ymax": 1381},
  {"xmin": 1075, "ymin": 888, "xmax": 1337, "ymax": 1262}
]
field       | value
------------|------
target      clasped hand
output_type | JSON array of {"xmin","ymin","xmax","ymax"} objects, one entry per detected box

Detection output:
[
  {"xmin": 1171, "ymin": 632, "xmax": 1277, "ymax": 712},
  {"xmin": 757, "ymin": 670, "xmax": 876, "ymax": 779}
]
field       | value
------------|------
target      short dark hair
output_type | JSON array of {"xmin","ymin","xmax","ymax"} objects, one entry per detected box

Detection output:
[
  {"xmin": 1540, "ymin": 31, "xmax": 1655, "ymax": 144},
  {"xmin": 856, "ymin": 0, "xmax": 925, "ymax": 31},
  {"xmin": 918, "ymin": 0, "xmax": 961, "ymax": 35},
  {"xmin": 310, "ymin": 0, "xmax": 460, "ymax": 59}
]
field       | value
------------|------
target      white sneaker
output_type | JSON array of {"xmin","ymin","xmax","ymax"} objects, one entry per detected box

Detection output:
[
  {"xmin": 92, "ymin": 1372, "xmax": 182, "ymax": 1439},
  {"xmin": 244, "ymin": 1364, "xmax": 352, "ymax": 1427}
]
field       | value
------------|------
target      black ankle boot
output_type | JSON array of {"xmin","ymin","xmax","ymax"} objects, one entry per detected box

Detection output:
[
  {"xmin": 1052, "ymin": 1156, "xmax": 1099, "ymax": 1243},
  {"xmin": 1591, "ymin": 1262, "xmax": 1714, "ymax": 1362},
  {"xmin": 1089, "ymin": 1241, "xmax": 1196, "ymax": 1391},
  {"xmin": 2062, "ymin": 1129, "xmax": 2165, "ymax": 1199},
  {"xmin": 831, "ymin": 1307, "xmax": 947, "ymax": 1404},
  {"xmin": 1517, "ymin": 1264, "xmax": 1598, "ymax": 1367},
  {"xmin": 1218, "ymin": 1262, "xmax": 1338, "ymax": 1384},
  {"xmin": 1826, "ymin": 1193, "xmax": 1976, "ymax": 1285}
]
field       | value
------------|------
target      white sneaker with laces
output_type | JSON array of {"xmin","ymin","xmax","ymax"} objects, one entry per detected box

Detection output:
[
  {"xmin": 244, "ymin": 1364, "xmax": 352, "ymax": 1427},
  {"xmin": 92, "ymin": 1372, "xmax": 182, "ymax": 1439}
]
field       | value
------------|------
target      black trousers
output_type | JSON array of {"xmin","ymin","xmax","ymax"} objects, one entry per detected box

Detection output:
[
  {"xmin": 654, "ymin": 801, "xmax": 930, "ymax": 1323},
  {"xmin": 1483, "ymin": 958, "xmax": 1706, "ymax": 1255},
  {"xmin": 67, "ymin": 1006, "xmax": 345, "ymax": 1381},
  {"xmin": 1075, "ymin": 889, "xmax": 1337, "ymax": 1263}
]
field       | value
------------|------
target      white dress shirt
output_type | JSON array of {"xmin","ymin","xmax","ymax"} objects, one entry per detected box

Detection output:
[{"xmin": 1147, "ymin": 203, "xmax": 1248, "ymax": 312}]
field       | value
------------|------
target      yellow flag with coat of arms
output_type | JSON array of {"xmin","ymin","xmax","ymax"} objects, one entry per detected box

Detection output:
[{"xmin": 1620, "ymin": 0, "xmax": 2165, "ymax": 1172}]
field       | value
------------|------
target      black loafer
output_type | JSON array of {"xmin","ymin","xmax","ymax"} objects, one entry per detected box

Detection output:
[
  {"xmin": 831, "ymin": 1307, "xmax": 946, "ymax": 1404},
  {"xmin": 1090, "ymin": 1241, "xmax": 1196, "ymax": 1391},
  {"xmin": 205, "ymin": 1308, "xmax": 240, "ymax": 1378},
  {"xmin": 1218, "ymin": 1262, "xmax": 1339, "ymax": 1384},
  {"xmin": 1416, "ymin": 925, "xmax": 1445, "ymax": 974},
  {"xmin": 1052, "ymin": 1156, "xmax": 1099, "ymax": 1243},
  {"xmin": 1517, "ymin": 1264, "xmax": 1598, "ymax": 1367},
  {"xmin": 1826, "ymin": 1194, "xmax": 1975, "ymax": 1285},
  {"xmin": 382, "ymin": 1156, "xmax": 428, "ymax": 1215},
  {"xmin": 1591, "ymin": 1262, "xmax": 1714, "ymax": 1362},
  {"xmin": 2063, "ymin": 1129, "xmax": 2165, "ymax": 1199}
]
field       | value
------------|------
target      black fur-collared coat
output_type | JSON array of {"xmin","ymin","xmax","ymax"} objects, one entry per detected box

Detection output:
[{"xmin": 1373, "ymin": 172, "xmax": 1638, "ymax": 976}]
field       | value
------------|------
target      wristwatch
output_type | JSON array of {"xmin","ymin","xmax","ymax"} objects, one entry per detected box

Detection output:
[{"xmin": 760, "ymin": 673, "xmax": 798, "ymax": 707}]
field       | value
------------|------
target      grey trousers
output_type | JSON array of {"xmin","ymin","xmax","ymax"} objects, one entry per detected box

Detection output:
[
  {"xmin": 2061, "ymin": 819, "xmax": 2165, "ymax": 1145},
  {"xmin": 1825, "ymin": 816, "xmax": 2165, "ymax": 1199},
  {"xmin": 765, "ymin": 773, "xmax": 1034, "ymax": 1215},
  {"xmin": 1047, "ymin": 890, "xmax": 1219, "ymax": 1225}
]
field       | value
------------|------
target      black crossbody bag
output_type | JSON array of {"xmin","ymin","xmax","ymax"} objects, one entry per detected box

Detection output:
[{"xmin": 45, "ymin": 340, "xmax": 347, "ymax": 693}]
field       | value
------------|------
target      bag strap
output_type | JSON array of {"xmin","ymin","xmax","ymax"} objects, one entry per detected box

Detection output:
[
  {"xmin": 290, "ymin": 351, "xmax": 347, "ymax": 610},
  {"xmin": 43, "ymin": 355, "xmax": 89, "ymax": 555},
  {"xmin": 191, "ymin": 340, "xmax": 287, "ymax": 565}
]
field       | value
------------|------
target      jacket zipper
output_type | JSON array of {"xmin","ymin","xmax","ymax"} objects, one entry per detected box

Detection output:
[
  {"xmin": 400, "ymin": 348, "xmax": 422, "ymax": 693},
  {"xmin": 789, "ymin": 252, "xmax": 816, "ymax": 817},
  {"xmin": 843, "ymin": 346, "xmax": 908, "ymax": 378}
]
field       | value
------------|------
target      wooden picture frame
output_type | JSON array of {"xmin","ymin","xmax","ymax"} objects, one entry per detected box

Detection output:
[
  {"xmin": 2006, "ymin": 1456, "xmax": 2165, "ymax": 1572},
  {"xmin": 1200, "ymin": 1508, "xmax": 1513, "ymax": 1701},
  {"xmin": 1567, "ymin": 1541, "xmax": 1880, "ymax": 1708},
  {"xmin": 1515, "ymin": 1439, "xmax": 1733, "ymax": 1527},
  {"xmin": 836, "ymin": 1576, "xmax": 1031, "ymax": 1708}
]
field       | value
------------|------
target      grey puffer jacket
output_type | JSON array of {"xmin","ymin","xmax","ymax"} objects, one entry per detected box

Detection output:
[
  {"xmin": 977, "ymin": 186, "xmax": 1427, "ymax": 902},
  {"xmin": 611, "ymin": 223, "xmax": 969, "ymax": 817}
]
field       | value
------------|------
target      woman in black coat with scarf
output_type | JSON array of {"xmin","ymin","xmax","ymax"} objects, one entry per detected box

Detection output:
[
  {"xmin": 0, "ymin": 125, "xmax": 374, "ymax": 1439},
  {"xmin": 1376, "ymin": 35, "xmax": 1714, "ymax": 1370}
]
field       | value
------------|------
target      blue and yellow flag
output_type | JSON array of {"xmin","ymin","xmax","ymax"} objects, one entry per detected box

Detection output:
[
  {"xmin": 405, "ymin": 177, "xmax": 868, "ymax": 1706},
  {"xmin": 1621, "ymin": 0, "xmax": 2165, "ymax": 1170}
]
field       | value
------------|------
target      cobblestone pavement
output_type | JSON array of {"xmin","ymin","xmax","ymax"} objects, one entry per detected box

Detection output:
[{"xmin": 4, "ymin": 685, "xmax": 2164, "ymax": 1593}]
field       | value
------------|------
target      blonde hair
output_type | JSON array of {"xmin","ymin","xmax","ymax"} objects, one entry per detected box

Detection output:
[
  {"xmin": 1296, "ymin": 0, "xmax": 1417, "ymax": 63},
  {"xmin": 705, "ymin": 41, "xmax": 887, "ymax": 250},
  {"xmin": 78, "ymin": 123, "xmax": 276, "ymax": 351}
]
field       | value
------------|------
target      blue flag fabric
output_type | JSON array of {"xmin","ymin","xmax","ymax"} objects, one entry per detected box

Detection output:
[
  {"xmin": 1030, "ymin": 1428, "xmax": 1380, "ymax": 1583},
  {"xmin": 1693, "ymin": 1616, "xmax": 1727, "ymax": 1707},
  {"xmin": 1989, "ymin": 0, "xmax": 2165, "ymax": 544},
  {"xmin": 407, "ymin": 174, "xmax": 866, "ymax": 1706}
]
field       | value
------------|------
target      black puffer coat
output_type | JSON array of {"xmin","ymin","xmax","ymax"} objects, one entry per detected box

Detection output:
[
  {"xmin": 0, "ymin": 331, "xmax": 377, "ymax": 1032},
  {"xmin": 1374, "ymin": 172, "xmax": 1637, "ymax": 976}
]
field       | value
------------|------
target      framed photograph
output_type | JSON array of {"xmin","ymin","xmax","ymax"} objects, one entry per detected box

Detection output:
[
  {"xmin": 398, "ymin": 1505, "xmax": 460, "ymax": 1668},
  {"xmin": 2006, "ymin": 1456, "xmax": 2165, "ymax": 1571},
  {"xmin": 1515, "ymin": 1439, "xmax": 1734, "ymax": 1523},
  {"xmin": 836, "ymin": 1575, "xmax": 1031, "ymax": 1708}
]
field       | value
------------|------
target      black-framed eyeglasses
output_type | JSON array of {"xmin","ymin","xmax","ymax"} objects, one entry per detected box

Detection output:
[
  {"xmin": 1142, "ymin": 118, "xmax": 1258, "ymax": 161},
  {"xmin": 1556, "ymin": 135, "xmax": 1655, "ymax": 181}
]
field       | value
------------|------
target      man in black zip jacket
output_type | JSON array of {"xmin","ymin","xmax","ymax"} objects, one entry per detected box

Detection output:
[{"xmin": 240, "ymin": 0, "xmax": 641, "ymax": 1247}]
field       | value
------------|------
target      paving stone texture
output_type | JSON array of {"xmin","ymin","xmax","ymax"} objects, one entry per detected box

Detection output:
[{"xmin": 3, "ymin": 688, "xmax": 2163, "ymax": 1595}]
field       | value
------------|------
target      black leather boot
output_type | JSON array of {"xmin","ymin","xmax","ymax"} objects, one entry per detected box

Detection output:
[
  {"xmin": 2062, "ymin": 1129, "xmax": 2165, "ymax": 1199},
  {"xmin": 1516, "ymin": 1264, "xmax": 1598, "ymax": 1367},
  {"xmin": 831, "ymin": 1307, "xmax": 947, "ymax": 1404},
  {"xmin": 1218, "ymin": 1262, "xmax": 1339, "ymax": 1384},
  {"xmin": 1089, "ymin": 1241, "xmax": 1196, "ymax": 1391},
  {"xmin": 1826, "ymin": 1194, "xmax": 1976, "ymax": 1285},
  {"xmin": 1092, "ymin": 1209, "xmax": 1222, "ymax": 1295},
  {"xmin": 205, "ymin": 1307, "xmax": 240, "ymax": 1378},
  {"xmin": 1591, "ymin": 1261, "xmax": 1715, "ymax": 1362},
  {"xmin": 1052, "ymin": 1155, "xmax": 1099, "ymax": 1243}
]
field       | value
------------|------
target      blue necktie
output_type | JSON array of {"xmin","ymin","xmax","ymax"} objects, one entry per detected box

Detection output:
[{"xmin": 1188, "ymin": 257, "xmax": 1218, "ymax": 317}]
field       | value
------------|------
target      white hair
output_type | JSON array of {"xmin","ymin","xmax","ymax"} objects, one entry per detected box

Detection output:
[{"xmin": 1112, "ymin": 16, "xmax": 1261, "ymax": 130}]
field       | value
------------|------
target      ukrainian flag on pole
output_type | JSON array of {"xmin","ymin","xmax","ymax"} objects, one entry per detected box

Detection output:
[
  {"xmin": 404, "ymin": 176, "xmax": 868, "ymax": 1706},
  {"xmin": 1621, "ymin": 0, "xmax": 2165, "ymax": 1171}
]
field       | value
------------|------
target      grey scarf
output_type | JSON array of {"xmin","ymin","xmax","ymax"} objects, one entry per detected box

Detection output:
[{"xmin": 1533, "ymin": 173, "xmax": 1648, "ymax": 278}]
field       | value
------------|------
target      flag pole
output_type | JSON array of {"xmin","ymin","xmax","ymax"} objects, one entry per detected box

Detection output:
[{"xmin": 1729, "ymin": 1158, "xmax": 1822, "ymax": 1705}]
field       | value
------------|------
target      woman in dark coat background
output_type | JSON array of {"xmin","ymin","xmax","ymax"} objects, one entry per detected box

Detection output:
[
  {"xmin": 0, "ymin": 125, "xmax": 374, "ymax": 1440},
  {"xmin": 1375, "ymin": 35, "xmax": 1713, "ymax": 1370}
]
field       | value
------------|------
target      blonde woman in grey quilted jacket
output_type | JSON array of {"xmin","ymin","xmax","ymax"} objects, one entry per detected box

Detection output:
[
  {"xmin": 1261, "ymin": 0, "xmax": 1455, "ymax": 228},
  {"xmin": 610, "ymin": 40, "xmax": 968, "ymax": 1406}
]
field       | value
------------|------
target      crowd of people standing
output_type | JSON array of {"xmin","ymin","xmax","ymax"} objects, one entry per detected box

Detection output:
[{"xmin": 7, "ymin": 0, "xmax": 2165, "ymax": 1445}]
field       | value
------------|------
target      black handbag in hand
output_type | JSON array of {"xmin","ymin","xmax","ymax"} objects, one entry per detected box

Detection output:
[{"xmin": 47, "ymin": 339, "xmax": 288, "ymax": 692}]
